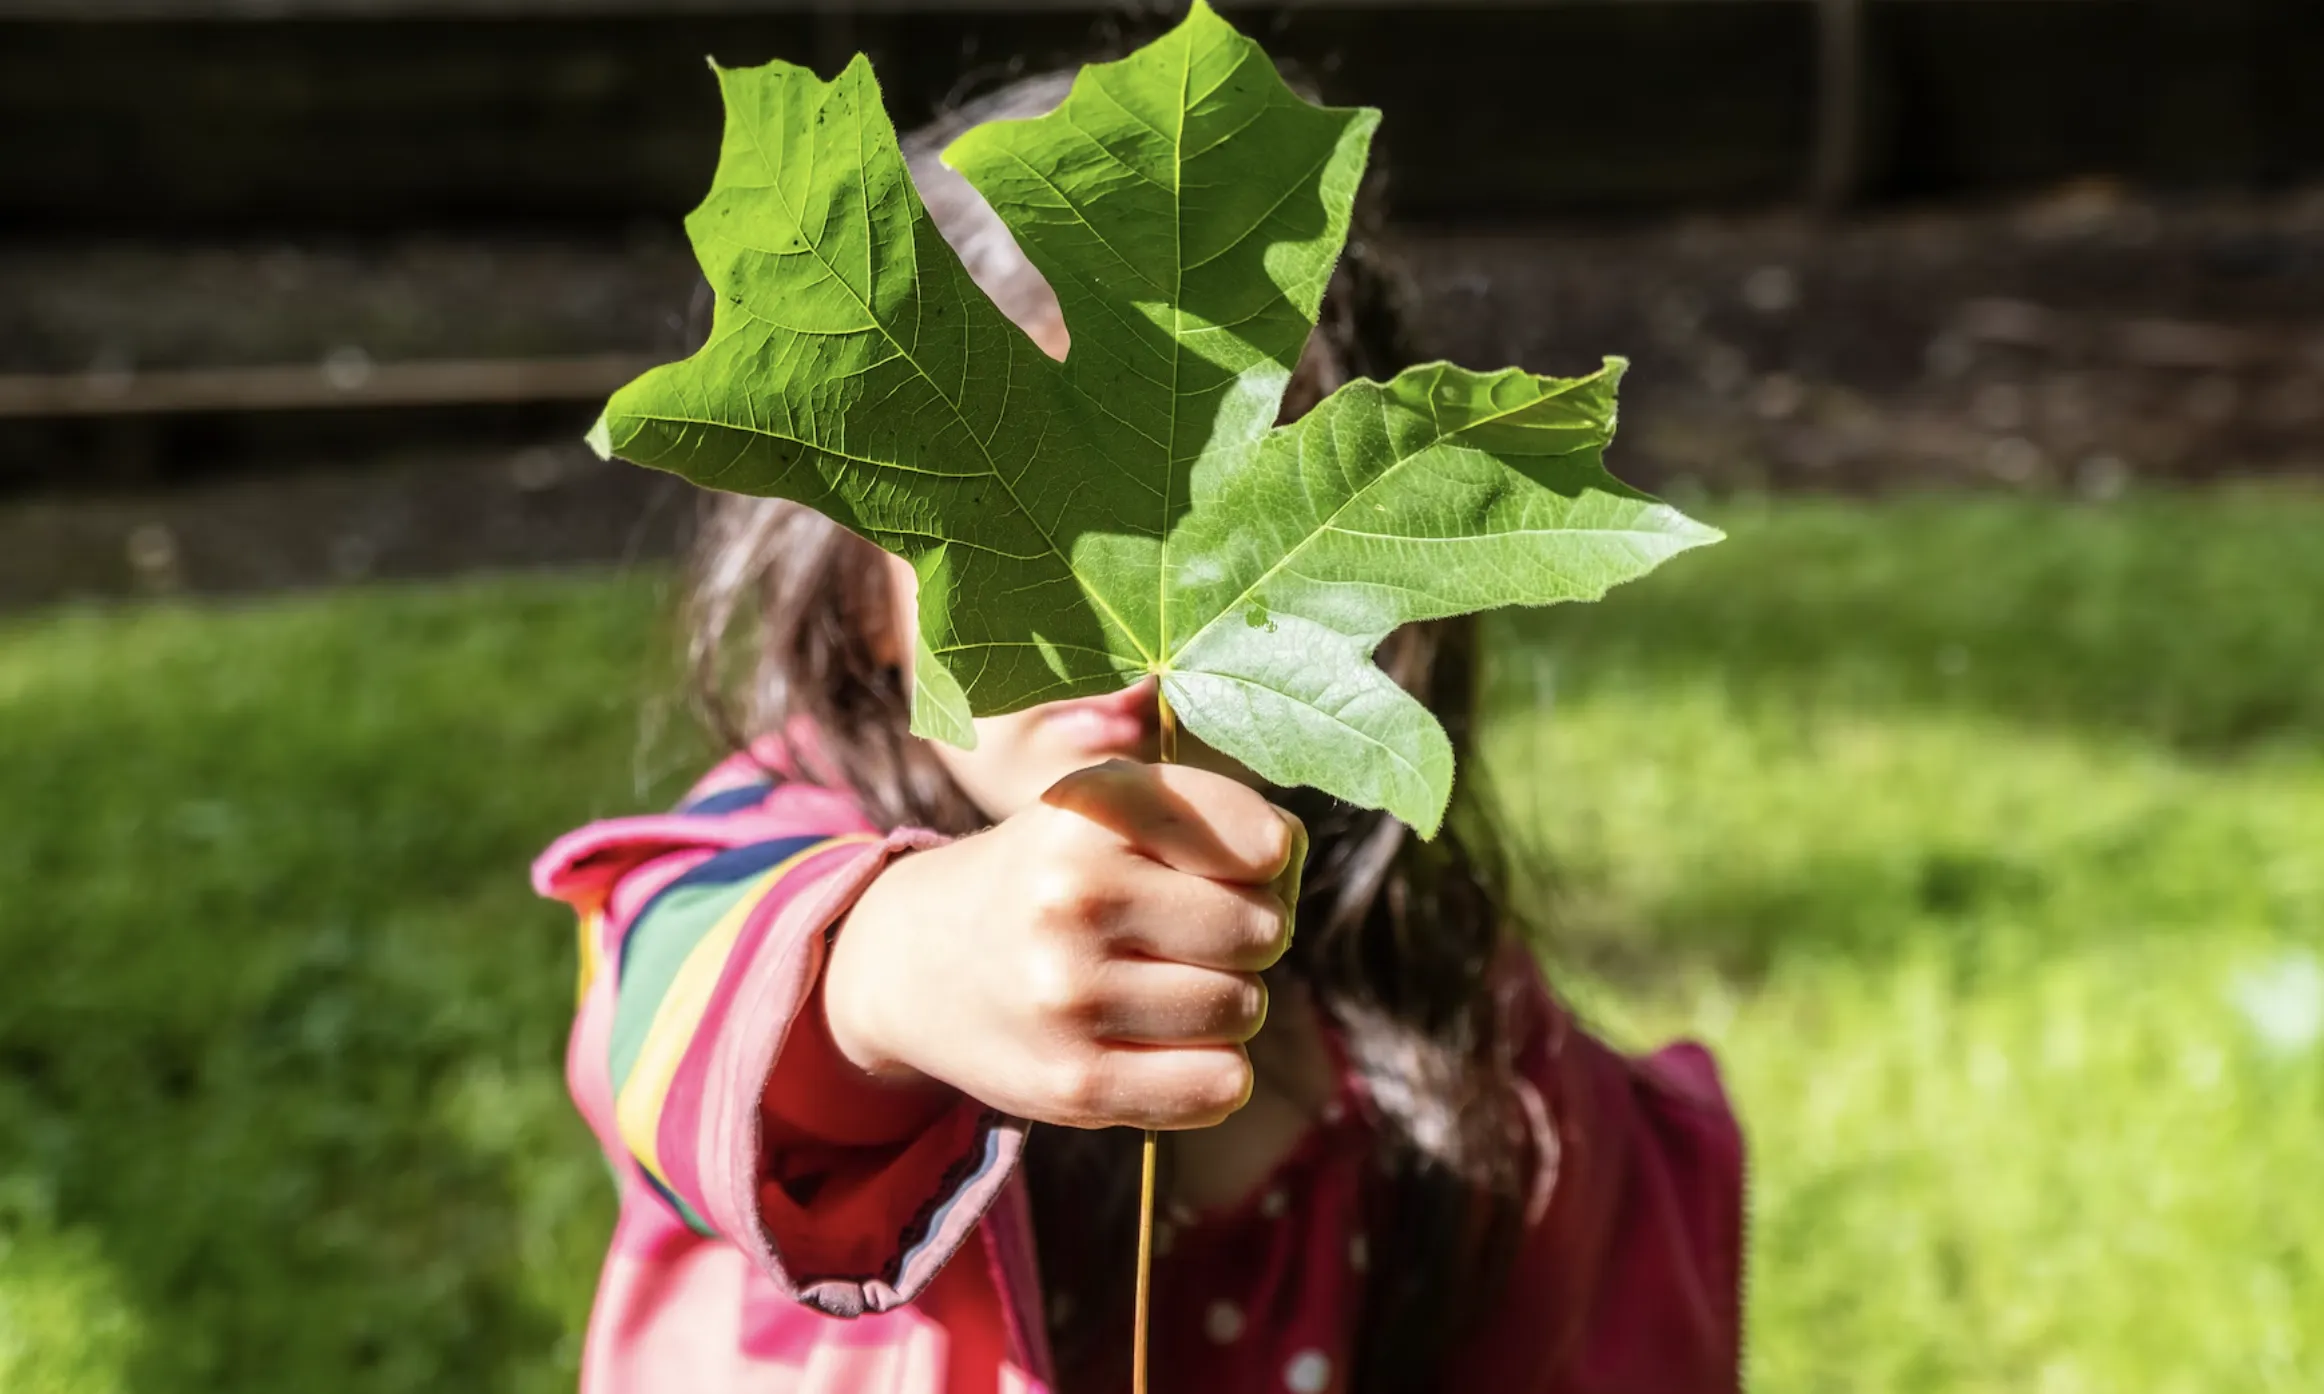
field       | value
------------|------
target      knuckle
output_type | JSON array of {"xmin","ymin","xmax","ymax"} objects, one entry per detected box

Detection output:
[
  {"xmin": 1050, "ymin": 1054, "xmax": 1111, "ymax": 1119},
  {"xmin": 1021, "ymin": 809, "xmax": 1084, "ymax": 861},
  {"xmin": 1024, "ymin": 862, "xmax": 1098, "ymax": 926},
  {"xmin": 1020, "ymin": 941, "xmax": 1097, "ymax": 1022}
]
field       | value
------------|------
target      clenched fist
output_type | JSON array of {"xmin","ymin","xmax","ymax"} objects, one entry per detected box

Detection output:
[{"xmin": 823, "ymin": 761, "xmax": 1306, "ymax": 1131}]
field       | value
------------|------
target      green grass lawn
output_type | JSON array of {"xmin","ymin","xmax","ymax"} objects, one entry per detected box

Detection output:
[
  {"xmin": 1482, "ymin": 491, "xmax": 2324, "ymax": 1392},
  {"xmin": 3, "ymin": 489, "xmax": 2320, "ymax": 1392}
]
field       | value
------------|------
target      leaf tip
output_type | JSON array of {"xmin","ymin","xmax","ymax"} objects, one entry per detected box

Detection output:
[
  {"xmin": 1642, "ymin": 502, "xmax": 1726, "ymax": 557},
  {"xmin": 1404, "ymin": 801, "xmax": 1448, "ymax": 842},
  {"xmin": 582, "ymin": 414, "xmax": 614, "ymax": 461}
]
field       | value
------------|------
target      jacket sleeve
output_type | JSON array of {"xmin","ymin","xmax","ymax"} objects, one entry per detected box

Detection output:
[
  {"xmin": 1468, "ymin": 959, "xmax": 1747, "ymax": 1393},
  {"xmin": 533, "ymin": 761, "xmax": 1026, "ymax": 1319}
]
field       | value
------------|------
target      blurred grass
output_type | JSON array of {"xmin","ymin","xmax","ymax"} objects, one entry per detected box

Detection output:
[
  {"xmin": 3, "ymin": 489, "xmax": 2321, "ymax": 1391},
  {"xmin": 0, "ymin": 576, "xmax": 708, "ymax": 1394},
  {"xmin": 1483, "ymin": 489, "xmax": 2324, "ymax": 1392}
]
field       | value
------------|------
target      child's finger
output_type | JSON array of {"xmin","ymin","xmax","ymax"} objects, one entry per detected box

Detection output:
[
  {"xmin": 1106, "ymin": 865, "xmax": 1290, "ymax": 972},
  {"xmin": 1041, "ymin": 760, "xmax": 1298, "ymax": 885},
  {"xmin": 1054, "ymin": 1043, "xmax": 1254, "ymax": 1132},
  {"xmin": 1085, "ymin": 960, "xmax": 1269, "ymax": 1046}
]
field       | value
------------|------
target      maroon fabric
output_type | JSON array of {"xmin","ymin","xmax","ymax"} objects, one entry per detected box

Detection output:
[
  {"xmin": 1455, "ymin": 991, "xmax": 1747, "ymax": 1394},
  {"xmin": 1062, "ymin": 962, "xmax": 1745, "ymax": 1394}
]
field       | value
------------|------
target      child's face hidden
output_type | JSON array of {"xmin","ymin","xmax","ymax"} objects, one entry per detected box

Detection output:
[
  {"xmin": 879, "ymin": 553, "xmax": 1255, "ymax": 820},
  {"xmin": 872, "ymin": 268, "xmax": 1257, "ymax": 818}
]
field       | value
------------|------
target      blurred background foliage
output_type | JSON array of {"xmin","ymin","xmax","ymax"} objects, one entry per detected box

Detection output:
[{"xmin": 3, "ymin": 1, "xmax": 2321, "ymax": 1391}]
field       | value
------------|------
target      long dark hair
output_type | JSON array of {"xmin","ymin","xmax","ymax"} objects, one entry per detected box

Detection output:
[{"xmin": 679, "ymin": 75, "xmax": 1536, "ymax": 1394}]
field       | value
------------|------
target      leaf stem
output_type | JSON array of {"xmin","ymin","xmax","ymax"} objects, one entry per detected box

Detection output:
[
  {"xmin": 1135, "ymin": 683, "xmax": 1176, "ymax": 1394},
  {"xmin": 1134, "ymin": 1125, "xmax": 1158, "ymax": 1394}
]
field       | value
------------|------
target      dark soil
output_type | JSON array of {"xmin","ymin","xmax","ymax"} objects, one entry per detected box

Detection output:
[
  {"xmin": 5, "ymin": 182, "xmax": 2318, "ymax": 610},
  {"xmin": 1400, "ymin": 182, "xmax": 2324, "ymax": 496}
]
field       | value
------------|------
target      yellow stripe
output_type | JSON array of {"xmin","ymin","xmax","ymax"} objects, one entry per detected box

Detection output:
[
  {"xmin": 615, "ymin": 834, "xmax": 877, "ymax": 1189},
  {"xmin": 575, "ymin": 909, "xmax": 604, "ymax": 1007}
]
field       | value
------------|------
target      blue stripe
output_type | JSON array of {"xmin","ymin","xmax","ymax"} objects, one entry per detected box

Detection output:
[
  {"xmin": 678, "ymin": 780, "xmax": 779, "ymax": 816},
  {"xmin": 640, "ymin": 1160, "xmax": 718, "ymax": 1238}
]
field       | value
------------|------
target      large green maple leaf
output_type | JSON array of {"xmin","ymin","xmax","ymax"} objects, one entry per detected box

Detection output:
[{"xmin": 588, "ymin": 0, "xmax": 1718, "ymax": 835}]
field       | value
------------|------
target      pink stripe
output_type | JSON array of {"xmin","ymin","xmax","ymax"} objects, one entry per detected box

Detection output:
[
  {"xmin": 566, "ymin": 946, "xmax": 622, "ymax": 1154},
  {"xmin": 699, "ymin": 830, "xmax": 946, "ymax": 1296},
  {"xmin": 652, "ymin": 837, "xmax": 870, "ymax": 1212},
  {"xmin": 532, "ymin": 785, "xmax": 879, "ymax": 905},
  {"xmin": 698, "ymin": 838, "xmax": 911, "ymax": 1254}
]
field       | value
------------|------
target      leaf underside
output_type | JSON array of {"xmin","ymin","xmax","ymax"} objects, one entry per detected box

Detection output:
[{"xmin": 589, "ymin": 0, "xmax": 1720, "ymax": 835}]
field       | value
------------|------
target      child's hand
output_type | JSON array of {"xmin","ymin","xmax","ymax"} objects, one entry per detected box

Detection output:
[{"xmin": 823, "ymin": 760, "xmax": 1305, "ymax": 1131}]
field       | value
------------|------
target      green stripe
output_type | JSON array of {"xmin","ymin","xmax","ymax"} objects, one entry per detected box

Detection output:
[{"xmin": 606, "ymin": 876, "xmax": 763, "ymax": 1096}]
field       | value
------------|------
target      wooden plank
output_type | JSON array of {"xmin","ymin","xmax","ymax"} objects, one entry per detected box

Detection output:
[{"xmin": 0, "ymin": 354, "xmax": 657, "ymax": 419}]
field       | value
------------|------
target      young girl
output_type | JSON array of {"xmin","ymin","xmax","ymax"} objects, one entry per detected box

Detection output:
[{"xmin": 535, "ymin": 75, "xmax": 1742, "ymax": 1394}]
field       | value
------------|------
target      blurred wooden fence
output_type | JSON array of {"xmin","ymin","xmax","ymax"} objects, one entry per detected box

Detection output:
[{"xmin": 3, "ymin": 0, "xmax": 2316, "ymax": 231}]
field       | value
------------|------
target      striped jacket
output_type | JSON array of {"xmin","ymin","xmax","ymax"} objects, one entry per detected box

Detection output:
[{"xmin": 534, "ymin": 743, "xmax": 1744, "ymax": 1394}]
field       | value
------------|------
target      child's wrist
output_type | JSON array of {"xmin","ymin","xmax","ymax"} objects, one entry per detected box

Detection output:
[{"xmin": 823, "ymin": 849, "xmax": 938, "ymax": 1089}]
